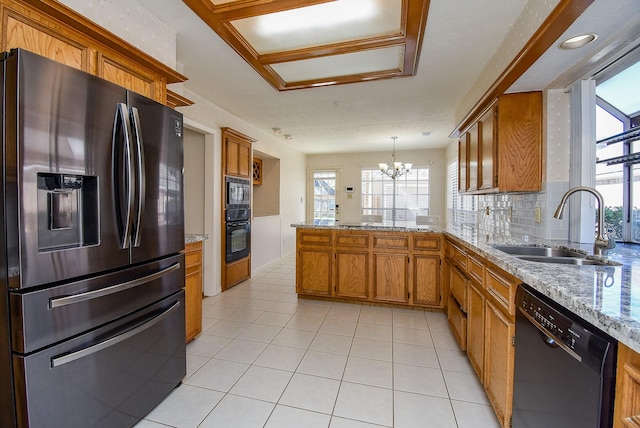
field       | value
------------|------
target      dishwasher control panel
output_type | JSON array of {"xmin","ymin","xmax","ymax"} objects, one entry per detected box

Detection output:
[{"xmin": 518, "ymin": 293, "xmax": 581, "ymax": 351}]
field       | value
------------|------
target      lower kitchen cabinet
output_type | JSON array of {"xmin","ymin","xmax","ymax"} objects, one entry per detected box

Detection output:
[
  {"xmin": 614, "ymin": 343, "xmax": 640, "ymax": 427},
  {"xmin": 184, "ymin": 241, "xmax": 203, "ymax": 342},
  {"xmin": 295, "ymin": 227, "xmax": 442, "ymax": 309},
  {"xmin": 484, "ymin": 299, "xmax": 515, "ymax": 428},
  {"xmin": 467, "ymin": 280, "xmax": 485, "ymax": 379}
]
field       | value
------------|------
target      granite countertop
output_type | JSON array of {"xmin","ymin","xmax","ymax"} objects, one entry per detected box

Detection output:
[
  {"xmin": 185, "ymin": 234, "xmax": 208, "ymax": 244},
  {"xmin": 291, "ymin": 221, "xmax": 441, "ymax": 233},
  {"xmin": 292, "ymin": 221, "xmax": 640, "ymax": 353},
  {"xmin": 445, "ymin": 227, "xmax": 640, "ymax": 354}
]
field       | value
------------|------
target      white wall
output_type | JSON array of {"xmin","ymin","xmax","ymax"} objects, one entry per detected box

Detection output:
[
  {"xmin": 306, "ymin": 149, "xmax": 447, "ymax": 223},
  {"xmin": 183, "ymin": 128, "xmax": 205, "ymax": 234}
]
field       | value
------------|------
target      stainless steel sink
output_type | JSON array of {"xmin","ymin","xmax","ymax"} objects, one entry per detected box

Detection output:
[
  {"xmin": 493, "ymin": 245, "xmax": 585, "ymax": 258},
  {"xmin": 515, "ymin": 256, "xmax": 608, "ymax": 265}
]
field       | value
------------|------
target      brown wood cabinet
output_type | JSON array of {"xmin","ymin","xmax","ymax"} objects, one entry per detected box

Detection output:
[
  {"xmin": 184, "ymin": 241, "xmax": 203, "ymax": 342},
  {"xmin": 0, "ymin": 0, "xmax": 189, "ymax": 105},
  {"xmin": 458, "ymin": 91, "xmax": 542, "ymax": 194},
  {"xmin": 445, "ymin": 237, "xmax": 516, "ymax": 428},
  {"xmin": 295, "ymin": 228, "xmax": 442, "ymax": 309},
  {"xmin": 614, "ymin": 343, "xmax": 640, "ymax": 427},
  {"xmin": 222, "ymin": 127, "xmax": 255, "ymax": 179}
]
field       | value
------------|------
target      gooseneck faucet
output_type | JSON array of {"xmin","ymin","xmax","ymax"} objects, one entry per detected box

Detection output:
[{"xmin": 553, "ymin": 186, "xmax": 615, "ymax": 256}]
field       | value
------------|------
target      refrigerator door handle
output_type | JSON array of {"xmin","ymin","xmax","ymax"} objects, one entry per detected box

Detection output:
[
  {"xmin": 48, "ymin": 262, "xmax": 181, "ymax": 308},
  {"xmin": 113, "ymin": 102, "xmax": 135, "ymax": 249},
  {"xmin": 130, "ymin": 106, "xmax": 146, "ymax": 247},
  {"xmin": 50, "ymin": 300, "xmax": 181, "ymax": 368}
]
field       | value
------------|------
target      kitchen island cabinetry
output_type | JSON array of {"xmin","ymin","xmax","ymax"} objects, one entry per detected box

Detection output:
[
  {"xmin": 458, "ymin": 91, "xmax": 542, "ymax": 194},
  {"xmin": 294, "ymin": 227, "xmax": 442, "ymax": 309},
  {"xmin": 184, "ymin": 241, "xmax": 203, "ymax": 342},
  {"xmin": 614, "ymin": 343, "xmax": 640, "ymax": 427},
  {"xmin": 0, "ymin": 0, "xmax": 189, "ymax": 105}
]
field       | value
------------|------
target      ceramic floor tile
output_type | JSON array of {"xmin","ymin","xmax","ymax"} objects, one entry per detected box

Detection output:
[
  {"xmin": 285, "ymin": 314, "xmax": 324, "ymax": 331},
  {"xmin": 223, "ymin": 308, "xmax": 265, "ymax": 323},
  {"xmin": 214, "ymin": 338, "xmax": 268, "ymax": 364},
  {"xmin": 267, "ymin": 301, "xmax": 304, "ymax": 314},
  {"xmin": 451, "ymin": 400, "xmax": 501, "ymax": 428},
  {"xmin": 393, "ymin": 326, "xmax": 434, "ymax": 347},
  {"xmin": 185, "ymin": 353, "xmax": 209, "ymax": 379},
  {"xmin": 436, "ymin": 347, "xmax": 475, "ymax": 374},
  {"xmin": 201, "ymin": 305, "xmax": 236, "ymax": 319},
  {"xmin": 272, "ymin": 327, "xmax": 317, "ymax": 349},
  {"xmin": 145, "ymin": 384, "xmax": 224, "ymax": 428},
  {"xmin": 327, "ymin": 305, "xmax": 362, "ymax": 322},
  {"xmin": 319, "ymin": 318, "xmax": 358, "ymax": 336},
  {"xmin": 343, "ymin": 356, "xmax": 392, "ymax": 389},
  {"xmin": 253, "ymin": 344, "xmax": 306, "ymax": 372},
  {"xmin": 264, "ymin": 405, "xmax": 331, "ymax": 428},
  {"xmin": 297, "ymin": 350, "xmax": 348, "ymax": 380},
  {"xmin": 200, "ymin": 317, "xmax": 218, "ymax": 332},
  {"xmin": 393, "ymin": 363, "xmax": 448, "ymax": 397},
  {"xmin": 394, "ymin": 391, "xmax": 457, "ymax": 428},
  {"xmin": 134, "ymin": 420, "xmax": 169, "ymax": 428},
  {"xmin": 333, "ymin": 382, "xmax": 393, "ymax": 427},
  {"xmin": 309, "ymin": 333, "xmax": 354, "ymax": 355},
  {"xmin": 426, "ymin": 311, "xmax": 450, "ymax": 332},
  {"xmin": 393, "ymin": 342, "xmax": 440, "ymax": 368},
  {"xmin": 278, "ymin": 293, "xmax": 301, "ymax": 303},
  {"xmin": 329, "ymin": 417, "xmax": 387, "ymax": 427},
  {"xmin": 279, "ymin": 373, "xmax": 341, "ymax": 414},
  {"xmin": 358, "ymin": 309, "xmax": 393, "ymax": 326},
  {"xmin": 349, "ymin": 337, "xmax": 393, "ymax": 362},
  {"xmin": 431, "ymin": 328, "xmax": 461, "ymax": 350},
  {"xmin": 253, "ymin": 311, "xmax": 293, "ymax": 327},
  {"xmin": 295, "ymin": 303, "xmax": 332, "ymax": 318},
  {"xmin": 254, "ymin": 291, "xmax": 286, "ymax": 301},
  {"xmin": 198, "ymin": 394, "xmax": 275, "ymax": 428},
  {"xmin": 243, "ymin": 299, "xmax": 277, "ymax": 311},
  {"xmin": 229, "ymin": 365, "xmax": 293, "ymax": 402},
  {"xmin": 184, "ymin": 358, "xmax": 249, "ymax": 392},
  {"xmin": 442, "ymin": 370, "xmax": 489, "ymax": 404},
  {"xmin": 355, "ymin": 323, "xmax": 393, "ymax": 341},
  {"xmin": 201, "ymin": 319, "xmax": 250, "ymax": 338},
  {"xmin": 185, "ymin": 334, "xmax": 231, "ymax": 358},
  {"xmin": 236, "ymin": 323, "xmax": 282, "ymax": 343}
]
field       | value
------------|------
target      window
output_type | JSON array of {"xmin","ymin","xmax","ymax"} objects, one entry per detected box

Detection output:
[
  {"xmin": 595, "ymin": 54, "xmax": 640, "ymax": 243},
  {"xmin": 312, "ymin": 169, "xmax": 337, "ymax": 225},
  {"xmin": 361, "ymin": 167, "xmax": 429, "ymax": 223}
]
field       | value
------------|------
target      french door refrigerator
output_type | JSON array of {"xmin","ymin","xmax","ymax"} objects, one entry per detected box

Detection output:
[{"xmin": 0, "ymin": 48, "xmax": 186, "ymax": 427}]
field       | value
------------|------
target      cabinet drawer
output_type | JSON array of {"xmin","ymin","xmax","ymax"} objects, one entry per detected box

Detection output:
[
  {"xmin": 449, "ymin": 243, "xmax": 467, "ymax": 269},
  {"xmin": 467, "ymin": 254, "xmax": 484, "ymax": 285},
  {"xmin": 485, "ymin": 266, "xmax": 517, "ymax": 316},
  {"xmin": 450, "ymin": 265, "xmax": 468, "ymax": 312},
  {"xmin": 373, "ymin": 235, "xmax": 409, "ymax": 250},
  {"xmin": 336, "ymin": 233, "xmax": 369, "ymax": 248},
  {"xmin": 447, "ymin": 296, "xmax": 467, "ymax": 351},
  {"xmin": 298, "ymin": 231, "xmax": 333, "ymax": 246},
  {"xmin": 413, "ymin": 235, "xmax": 441, "ymax": 251},
  {"xmin": 185, "ymin": 249, "xmax": 202, "ymax": 268}
]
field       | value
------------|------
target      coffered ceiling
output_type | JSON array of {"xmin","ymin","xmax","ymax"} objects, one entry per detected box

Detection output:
[{"xmin": 182, "ymin": 0, "xmax": 429, "ymax": 90}]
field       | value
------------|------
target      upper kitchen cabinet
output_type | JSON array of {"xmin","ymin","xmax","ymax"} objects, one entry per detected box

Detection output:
[
  {"xmin": 0, "ymin": 0, "xmax": 190, "ymax": 106},
  {"xmin": 222, "ymin": 127, "xmax": 256, "ymax": 178},
  {"xmin": 458, "ymin": 91, "xmax": 542, "ymax": 194}
]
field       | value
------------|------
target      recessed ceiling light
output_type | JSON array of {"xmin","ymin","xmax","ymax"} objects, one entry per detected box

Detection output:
[
  {"xmin": 284, "ymin": 134, "xmax": 293, "ymax": 140},
  {"xmin": 272, "ymin": 127, "xmax": 282, "ymax": 133},
  {"xmin": 559, "ymin": 33, "xmax": 597, "ymax": 50},
  {"xmin": 422, "ymin": 131, "xmax": 432, "ymax": 136}
]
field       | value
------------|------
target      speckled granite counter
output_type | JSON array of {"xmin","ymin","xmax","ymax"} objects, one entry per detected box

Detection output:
[
  {"xmin": 292, "ymin": 222, "xmax": 640, "ymax": 353},
  {"xmin": 185, "ymin": 234, "xmax": 208, "ymax": 244},
  {"xmin": 445, "ymin": 227, "xmax": 640, "ymax": 354}
]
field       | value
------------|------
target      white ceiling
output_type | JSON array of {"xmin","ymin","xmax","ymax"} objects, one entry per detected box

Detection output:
[{"xmin": 138, "ymin": 0, "xmax": 640, "ymax": 155}]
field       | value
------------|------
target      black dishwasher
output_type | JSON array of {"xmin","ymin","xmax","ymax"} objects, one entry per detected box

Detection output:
[{"xmin": 513, "ymin": 284, "xmax": 616, "ymax": 428}]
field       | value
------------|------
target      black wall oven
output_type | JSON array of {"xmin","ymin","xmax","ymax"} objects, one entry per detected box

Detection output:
[
  {"xmin": 226, "ymin": 208, "xmax": 250, "ymax": 263},
  {"xmin": 225, "ymin": 176, "xmax": 250, "ymax": 209}
]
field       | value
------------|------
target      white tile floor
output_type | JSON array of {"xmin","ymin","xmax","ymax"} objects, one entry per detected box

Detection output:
[{"xmin": 135, "ymin": 253, "xmax": 501, "ymax": 428}]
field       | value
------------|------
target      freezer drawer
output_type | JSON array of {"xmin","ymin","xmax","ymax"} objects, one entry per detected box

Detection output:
[
  {"xmin": 13, "ymin": 291, "xmax": 186, "ymax": 428},
  {"xmin": 10, "ymin": 254, "xmax": 185, "ymax": 354}
]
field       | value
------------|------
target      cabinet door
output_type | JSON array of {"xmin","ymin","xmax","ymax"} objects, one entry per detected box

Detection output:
[
  {"xmin": 225, "ymin": 136, "xmax": 252, "ymax": 178},
  {"xmin": 97, "ymin": 53, "xmax": 160, "ymax": 101},
  {"xmin": 614, "ymin": 343, "xmax": 640, "ymax": 428},
  {"xmin": 412, "ymin": 254, "xmax": 440, "ymax": 307},
  {"xmin": 238, "ymin": 140, "xmax": 252, "ymax": 178},
  {"xmin": 467, "ymin": 280, "xmax": 484, "ymax": 379},
  {"xmin": 468, "ymin": 123, "xmax": 479, "ymax": 192},
  {"xmin": 484, "ymin": 300, "xmax": 515, "ymax": 428},
  {"xmin": 373, "ymin": 253, "xmax": 408, "ymax": 303},
  {"xmin": 335, "ymin": 250, "xmax": 369, "ymax": 300},
  {"xmin": 479, "ymin": 106, "xmax": 496, "ymax": 190},
  {"xmin": 184, "ymin": 242, "xmax": 203, "ymax": 342},
  {"xmin": 449, "ymin": 265, "xmax": 468, "ymax": 312},
  {"xmin": 297, "ymin": 248, "xmax": 332, "ymax": 296},
  {"xmin": 458, "ymin": 133, "xmax": 469, "ymax": 192},
  {"xmin": 447, "ymin": 296, "xmax": 466, "ymax": 351}
]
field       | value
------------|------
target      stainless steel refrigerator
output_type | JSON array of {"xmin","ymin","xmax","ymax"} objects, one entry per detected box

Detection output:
[{"xmin": 0, "ymin": 48, "xmax": 186, "ymax": 427}]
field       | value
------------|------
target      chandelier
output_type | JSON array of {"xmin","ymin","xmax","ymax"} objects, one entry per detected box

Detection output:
[{"xmin": 378, "ymin": 136, "xmax": 412, "ymax": 180}]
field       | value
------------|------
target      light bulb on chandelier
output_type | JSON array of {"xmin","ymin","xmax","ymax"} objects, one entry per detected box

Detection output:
[{"xmin": 379, "ymin": 136, "xmax": 412, "ymax": 180}]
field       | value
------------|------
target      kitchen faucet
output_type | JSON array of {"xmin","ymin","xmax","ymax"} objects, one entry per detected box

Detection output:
[{"xmin": 553, "ymin": 186, "xmax": 615, "ymax": 256}]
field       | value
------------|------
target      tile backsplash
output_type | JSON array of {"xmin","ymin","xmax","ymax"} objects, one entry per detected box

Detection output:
[{"xmin": 448, "ymin": 181, "xmax": 571, "ymax": 243}]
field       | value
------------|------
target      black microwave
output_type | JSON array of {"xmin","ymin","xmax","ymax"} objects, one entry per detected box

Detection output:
[{"xmin": 226, "ymin": 176, "xmax": 250, "ymax": 208}]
